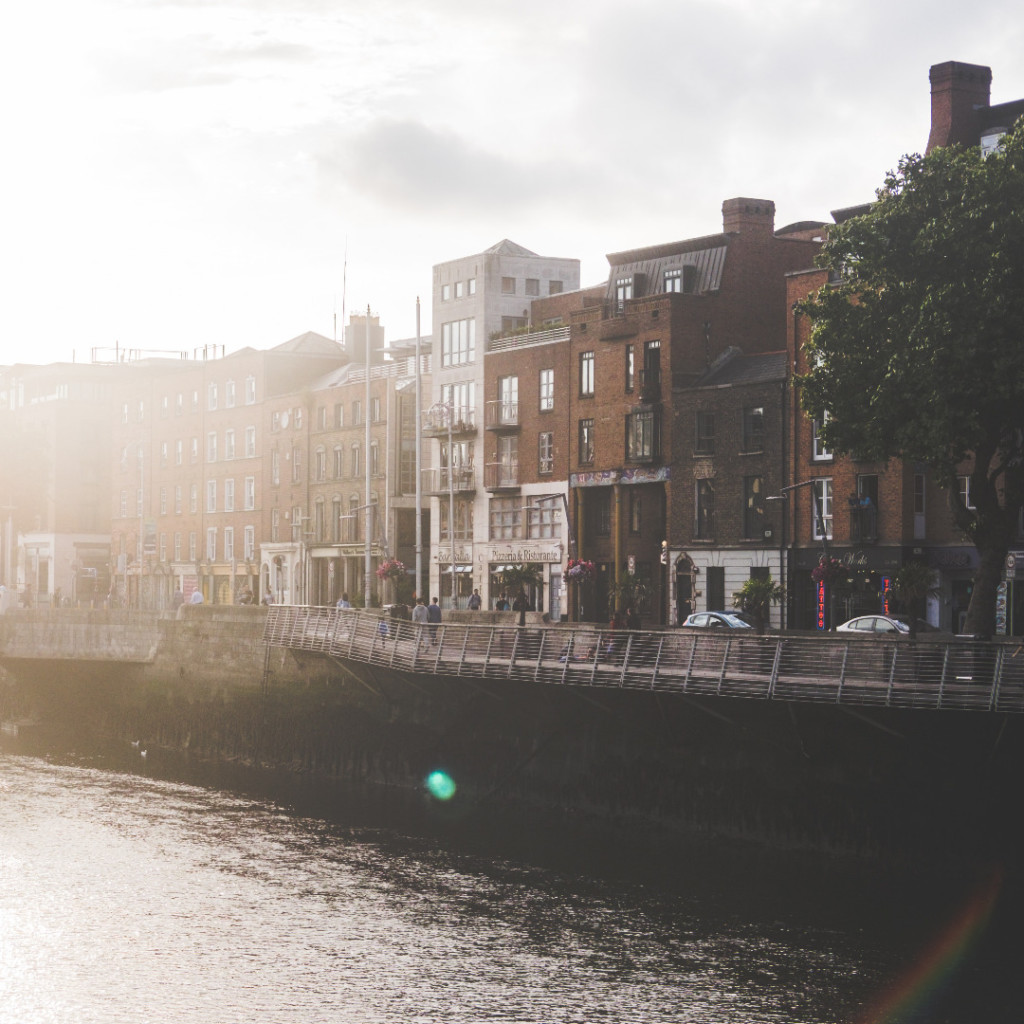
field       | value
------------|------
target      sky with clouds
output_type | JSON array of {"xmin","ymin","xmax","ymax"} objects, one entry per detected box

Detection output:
[{"xmin": 3, "ymin": 0, "xmax": 1023, "ymax": 364}]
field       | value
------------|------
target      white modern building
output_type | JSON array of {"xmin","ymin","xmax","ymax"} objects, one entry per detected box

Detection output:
[{"xmin": 428, "ymin": 240, "xmax": 580, "ymax": 609}]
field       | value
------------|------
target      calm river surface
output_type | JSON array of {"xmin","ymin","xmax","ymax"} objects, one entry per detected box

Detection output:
[{"xmin": 0, "ymin": 737, "xmax": 1019, "ymax": 1023}]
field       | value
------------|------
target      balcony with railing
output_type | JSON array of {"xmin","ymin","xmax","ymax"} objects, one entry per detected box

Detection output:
[
  {"xmin": 849, "ymin": 501, "xmax": 878, "ymax": 545},
  {"xmin": 422, "ymin": 466, "xmax": 476, "ymax": 495},
  {"xmin": 422, "ymin": 405, "xmax": 476, "ymax": 437},
  {"xmin": 487, "ymin": 324, "xmax": 570, "ymax": 353},
  {"xmin": 484, "ymin": 460, "xmax": 520, "ymax": 491},
  {"xmin": 485, "ymin": 400, "xmax": 520, "ymax": 431}
]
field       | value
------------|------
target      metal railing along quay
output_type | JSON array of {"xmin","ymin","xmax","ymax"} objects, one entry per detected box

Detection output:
[{"xmin": 262, "ymin": 608, "xmax": 1024, "ymax": 714}]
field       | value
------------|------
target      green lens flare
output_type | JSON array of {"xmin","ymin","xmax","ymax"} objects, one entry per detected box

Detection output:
[{"xmin": 426, "ymin": 770, "xmax": 456, "ymax": 801}]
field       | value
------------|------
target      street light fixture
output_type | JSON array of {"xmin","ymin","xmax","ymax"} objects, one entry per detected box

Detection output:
[
  {"xmin": 521, "ymin": 493, "xmax": 576, "ymax": 559},
  {"xmin": 768, "ymin": 479, "xmax": 832, "ymax": 630},
  {"xmin": 766, "ymin": 479, "xmax": 830, "ymax": 559}
]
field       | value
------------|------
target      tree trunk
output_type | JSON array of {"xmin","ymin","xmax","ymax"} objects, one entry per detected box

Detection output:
[{"xmin": 964, "ymin": 543, "xmax": 1007, "ymax": 637}]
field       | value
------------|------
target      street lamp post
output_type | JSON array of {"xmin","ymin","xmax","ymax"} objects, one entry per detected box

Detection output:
[
  {"xmin": 768, "ymin": 478, "xmax": 831, "ymax": 629},
  {"xmin": 522, "ymin": 493, "xmax": 577, "ymax": 621},
  {"xmin": 414, "ymin": 297, "xmax": 424, "ymax": 603}
]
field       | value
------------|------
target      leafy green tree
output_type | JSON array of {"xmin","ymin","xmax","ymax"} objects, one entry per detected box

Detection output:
[
  {"xmin": 492, "ymin": 563, "xmax": 543, "ymax": 597},
  {"xmin": 733, "ymin": 575, "xmax": 784, "ymax": 633},
  {"xmin": 799, "ymin": 117, "xmax": 1024, "ymax": 635}
]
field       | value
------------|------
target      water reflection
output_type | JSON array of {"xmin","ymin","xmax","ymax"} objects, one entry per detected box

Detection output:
[{"xmin": 0, "ymin": 744, "xmax": 1016, "ymax": 1023}]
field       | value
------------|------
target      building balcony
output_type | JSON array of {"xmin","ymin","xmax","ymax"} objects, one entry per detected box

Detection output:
[
  {"xmin": 422, "ymin": 405, "xmax": 476, "ymax": 437},
  {"xmin": 484, "ymin": 461, "xmax": 520, "ymax": 491},
  {"xmin": 485, "ymin": 400, "xmax": 520, "ymax": 431},
  {"xmin": 422, "ymin": 466, "xmax": 476, "ymax": 495},
  {"xmin": 848, "ymin": 504, "xmax": 878, "ymax": 545},
  {"xmin": 598, "ymin": 308, "xmax": 640, "ymax": 341}
]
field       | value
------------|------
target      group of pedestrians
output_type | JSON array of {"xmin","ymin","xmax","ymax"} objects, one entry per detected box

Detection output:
[{"xmin": 410, "ymin": 595, "xmax": 441, "ymax": 649}]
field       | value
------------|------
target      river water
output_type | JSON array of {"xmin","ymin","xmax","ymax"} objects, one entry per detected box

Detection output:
[{"xmin": 0, "ymin": 736, "xmax": 1019, "ymax": 1023}]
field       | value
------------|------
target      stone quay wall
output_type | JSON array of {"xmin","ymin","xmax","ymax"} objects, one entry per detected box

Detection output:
[{"xmin": 1, "ymin": 607, "xmax": 1022, "ymax": 870}]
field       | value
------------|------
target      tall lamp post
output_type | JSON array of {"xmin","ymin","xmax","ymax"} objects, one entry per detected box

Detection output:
[
  {"xmin": 767, "ymin": 478, "xmax": 831, "ymax": 628},
  {"xmin": 426, "ymin": 398, "xmax": 458, "ymax": 608},
  {"xmin": 414, "ymin": 297, "xmax": 424, "ymax": 603},
  {"xmin": 522, "ymin": 493, "xmax": 577, "ymax": 621}
]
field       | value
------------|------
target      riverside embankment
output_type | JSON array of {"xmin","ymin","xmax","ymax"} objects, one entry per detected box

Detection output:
[{"xmin": 1, "ymin": 605, "xmax": 1021, "ymax": 872}]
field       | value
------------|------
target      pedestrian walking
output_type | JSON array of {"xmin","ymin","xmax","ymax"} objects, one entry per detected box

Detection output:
[
  {"xmin": 412, "ymin": 597, "xmax": 429, "ymax": 651},
  {"xmin": 468, "ymin": 589, "xmax": 482, "ymax": 611},
  {"xmin": 427, "ymin": 596, "xmax": 441, "ymax": 645}
]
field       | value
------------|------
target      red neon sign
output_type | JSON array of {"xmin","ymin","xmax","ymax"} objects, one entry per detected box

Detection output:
[
  {"xmin": 817, "ymin": 580, "xmax": 827, "ymax": 630},
  {"xmin": 881, "ymin": 575, "xmax": 891, "ymax": 615}
]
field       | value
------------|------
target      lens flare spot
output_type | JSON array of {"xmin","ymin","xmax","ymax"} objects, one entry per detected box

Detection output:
[{"xmin": 426, "ymin": 770, "xmax": 456, "ymax": 801}]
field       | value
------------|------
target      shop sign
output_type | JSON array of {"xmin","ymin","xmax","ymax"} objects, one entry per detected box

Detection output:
[
  {"xmin": 816, "ymin": 580, "xmax": 827, "ymax": 631},
  {"xmin": 483, "ymin": 545, "xmax": 561, "ymax": 564},
  {"xmin": 436, "ymin": 548, "xmax": 472, "ymax": 565}
]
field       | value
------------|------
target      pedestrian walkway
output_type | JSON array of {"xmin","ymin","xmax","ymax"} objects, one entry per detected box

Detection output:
[{"xmin": 262, "ymin": 607, "xmax": 1024, "ymax": 714}]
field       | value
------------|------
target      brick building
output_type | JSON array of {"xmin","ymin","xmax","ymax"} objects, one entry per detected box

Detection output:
[
  {"xmin": 565, "ymin": 198, "xmax": 822, "ymax": 625},
  {"xmin": 111, "ymin": 334, "xmax": 343, "ymax": 608},
  {"xmin": 672, "ymin": 348, "xmax": 789, "ymax": 626},
  {"xmin": 429, "ymin": 240, "xmax": 581, "ymax": 610},
  {"xmin": 778, "ymin": 61, "xmax": 1024, "ymax": 633}
]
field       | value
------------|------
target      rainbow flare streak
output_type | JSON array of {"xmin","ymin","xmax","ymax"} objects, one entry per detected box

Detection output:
[{"xmin": 856, "ymin": 867, "xmax": 1003, "ymax": 1024}]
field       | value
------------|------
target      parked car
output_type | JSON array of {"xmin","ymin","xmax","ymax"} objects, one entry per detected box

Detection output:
[
  {"xmin": 835, "ymin": 615, "xmax": 911, "ymax": 634},
  {"xmin": 681, "ymin": 612, "xmax": 754, "ymax": 629}
]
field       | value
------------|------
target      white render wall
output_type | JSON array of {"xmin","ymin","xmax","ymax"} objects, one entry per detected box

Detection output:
[
  {"xmin": 429, "ymin": 246, "xmax": 580, "ymax": 606},
  {"xmin": 672, "ymin": 548, "xmax": 784, "ymax": 629}
]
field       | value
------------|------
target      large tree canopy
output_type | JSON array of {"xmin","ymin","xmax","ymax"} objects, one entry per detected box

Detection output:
[{"xmin": 799, "ymin": 117, "xmax": 1024, "ymax": 634}]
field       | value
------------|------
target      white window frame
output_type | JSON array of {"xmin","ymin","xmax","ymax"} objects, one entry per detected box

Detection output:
[
  {"xmin": 813, "ymin": 478, "xmax": 833, "ymax": 540},
  {"xmin": 812, "ymin": 413, "xmax": 832, "ymax": 461}
]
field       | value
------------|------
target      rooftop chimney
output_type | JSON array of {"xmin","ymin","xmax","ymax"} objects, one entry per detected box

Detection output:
[
  {"xmin": 926, "ymin": 61, "xmax": 991, "ymax": 153},
  {"xmin": 722, "ymin": 197, "xmax": 775, "ymax": 235}
]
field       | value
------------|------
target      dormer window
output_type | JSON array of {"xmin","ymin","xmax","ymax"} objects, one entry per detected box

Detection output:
[
  {"xmin": 664, "ymin": 265, "xmax": 698, "ymax": 294},
  {"xmin": 615, "ymin": 277, "xmax": 633, "ymax": 311},
  {"xmin": 980, "ymin": 128, "xmax": 1007, "ymax": 158}
]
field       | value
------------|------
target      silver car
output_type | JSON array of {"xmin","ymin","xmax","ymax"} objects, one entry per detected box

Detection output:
[
  {"xmin": 835, "ymin": 615, "xmax": 910, "ymax": 634},
  {"xmin": 681, "ymin": 612, "xmax": 754, "ymax": 629}
]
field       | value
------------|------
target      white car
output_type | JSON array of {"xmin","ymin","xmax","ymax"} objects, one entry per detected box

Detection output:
[
  {"xmin": 681, "ymin": 612, "xmax": 754, "ymax": 629},
  {"xmin": 835, "ymin": 615, "xmax": 910, "ymax": 634}
]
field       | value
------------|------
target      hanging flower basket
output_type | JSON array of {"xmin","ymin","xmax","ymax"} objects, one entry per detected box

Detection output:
[
  {"xmin": 565, "ymin": 558, "xmax": 596, "ymax": 583},
  {"xmin": 811, "ymin": 556, "xmax": 844, "ymax": 586},
  {"xmin": 375, "ymin": 557, "xmax": 406, "ymax": 581}
]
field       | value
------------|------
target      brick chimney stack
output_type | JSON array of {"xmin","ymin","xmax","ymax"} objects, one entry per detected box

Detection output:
[
  {"xmin": 926, "ymin": 61, "xmax": 991, "ymax": 153},
  {"xmin": 722, "ymin": 198, "xmax": 775, "ymax": 235}
]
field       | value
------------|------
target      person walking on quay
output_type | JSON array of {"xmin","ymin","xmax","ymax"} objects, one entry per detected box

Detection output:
[
  {"xmin": 512, "ymin": 589, "xmax": 530, "ymax": 627},
  {"xmin": 468, "ymin": 588, "xmax": 482, "ymax": 611},
  {"xmin": 427, "ymin": 596, "xmax": 441, "ymax": 645},
  {"xmin": 336, "ymin": 592, "xmax": 351, "ymax": 609},
  {"xmin": 412, "ymin": 596, "xmax": 429, "ymax": 651}
]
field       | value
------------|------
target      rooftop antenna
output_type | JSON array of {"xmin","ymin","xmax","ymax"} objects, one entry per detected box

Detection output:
[{"xmin": 340, "ymin": 237, "xmax": 348, "ymax": 350}]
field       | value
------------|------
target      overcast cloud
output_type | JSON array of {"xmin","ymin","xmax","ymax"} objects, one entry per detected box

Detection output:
[{"xmin": 1, "ymin": 0, "xmax": 1022, "ymax": 360}]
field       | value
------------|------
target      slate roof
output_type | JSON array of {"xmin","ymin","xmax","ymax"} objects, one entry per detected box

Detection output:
[
  {"xmin": 482, "ymin": 239, "xmax": 540, "ymax": 257},
  {"xmin": 694, "ymin": 348, "xmax": 787, "ymax": 388},
  {"xmin": 271, "ymin": 331, "xmax": 342, "ymax": 356}
]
